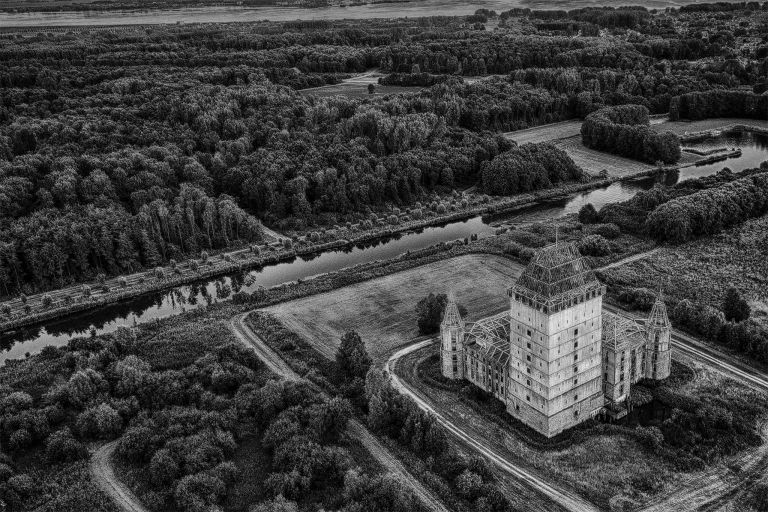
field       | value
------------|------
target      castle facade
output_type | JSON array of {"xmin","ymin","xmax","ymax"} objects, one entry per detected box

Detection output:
[{"xmin": 439, "ymin": 242, "xmax": 671, "ymax": 438}]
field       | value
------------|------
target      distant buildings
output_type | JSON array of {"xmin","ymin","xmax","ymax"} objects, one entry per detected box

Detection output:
[{"xmin": 440, "ymin": 242, "xmax": 671, "ymax": 438}]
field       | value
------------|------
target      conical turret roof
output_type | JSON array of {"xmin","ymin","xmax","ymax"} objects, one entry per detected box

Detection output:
[
  {"xmin": 442, "ymin": 291, "xmax": 464, "ymax": 328},
  {"xmin": 647, "ymin": 291, "xmax": 671, "ymax": 330}
]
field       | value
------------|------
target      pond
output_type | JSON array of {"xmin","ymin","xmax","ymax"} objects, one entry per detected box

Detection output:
[{"xmin": 2, "ymin": 131, "xmax": 767, "ymax": 363}]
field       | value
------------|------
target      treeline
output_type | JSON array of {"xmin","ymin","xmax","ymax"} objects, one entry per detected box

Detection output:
[
  {"xmin": 597, "ymin": 167, "xmax": 768, "ymax": 237},
  {"xmin": 645, "ymin": 172, "xmax": 768, "ymax": 242},
  {"xmin": 480, "ymin": 142, "xmax": 583, "ymax": 195},
  {"xmin": 669, "ymin": 90, "xmax": 768, "ymax": 121},
  {"xmin": 378, "ymin": 72, "xmax": 450, "ymax": 87},
  {"xmin": 510, "ymin": 66, "xmax": 726, "ymax": 116},
  {"xmin": 581, "ymin": 105, "xmax": 680, "ymax": 163}
]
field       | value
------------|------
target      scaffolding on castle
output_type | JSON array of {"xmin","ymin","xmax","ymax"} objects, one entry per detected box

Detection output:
[
  {"xmin": 510, "ymin": 242, "xmax": 605, "ymax": 311},
  {"xmin": 602, "ymin": 311, "xmax": 646, "ymax": 351},
  {"xmin": 441, "ymin": 291, "xmax": 464, "ymax": 328},
  {"xmin": 464, "ymin": 312, "xmax": 510, "ymax": 366},
  {"xmin": 647, "ymin": 292, "xmax": 671, "ymax": 329}
]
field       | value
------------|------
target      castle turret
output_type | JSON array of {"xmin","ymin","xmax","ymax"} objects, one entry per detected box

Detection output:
[
  {"xmin": 440, "ymin": 292, "xmax": 465, "ymax": 380},
  {"xmin": 645, "ymin": 291, "xmax": 672, "ymax": 380}
]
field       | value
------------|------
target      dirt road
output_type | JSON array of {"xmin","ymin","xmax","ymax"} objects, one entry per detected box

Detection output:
[
  {"xmin": 229, "ymin": 313, "xmax": 450, "ymax": 512},
  {"xmin": 387, "ymin": 340, "xmax": 600, "ymax": 512},
  {"xmin": 91, "ymin": 441, "xmax": 149, "ymax": 512}
]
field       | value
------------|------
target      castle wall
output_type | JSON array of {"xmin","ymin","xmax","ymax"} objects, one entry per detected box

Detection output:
[{"xmin": 507, "ymin": 292, "xmax": 604, "ymax": 437}]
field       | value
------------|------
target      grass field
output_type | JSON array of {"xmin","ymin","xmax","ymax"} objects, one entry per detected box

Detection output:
[
  {"xmin": 554, "ymin": 135, "xmax": 656, "ymax": 176},
  {"xmin": 600, "ymin": 214, "xmax": 768, "ymax": 323},
  {"xmin": 265, "ymin": 254, "xmax": 522, "ymax": 363},
  {"xmin": 301, "ymin": 82, "xmax": 422, "ymax": 98},
  {"xmin": 503, "ymin": 120, "xmax": 582, "ymax": 144}
]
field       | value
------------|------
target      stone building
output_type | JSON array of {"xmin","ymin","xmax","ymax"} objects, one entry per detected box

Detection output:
[{"xmin": 439, "ymin": 242, "xmax": 672, "ymax": 438}]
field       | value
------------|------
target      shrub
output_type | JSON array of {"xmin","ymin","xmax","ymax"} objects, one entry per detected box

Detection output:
[
  {"xmin": 76, "ymin": 403, "xmax": 122, "ymax": 439},
  {"xmin": 154, "ymin": 267, "xmax": 165, "ymax": 279},
  {"xmin": 588, "ymin": 223, "xmax": 621, "ymax": 239},
  {"xmin": 723, "ymin": 287, "xmax": 750, "ymax": 322},
  {"xmin": 578, "ymin": 203, "xmax": 600, "ymax": 224},
  {"xmin": 81, "ymin": 284, "xmax": 92, "ymax": 297},
  {"xmin": 581, "ymin": 105, "xmax": 680, "ymax": 164},
  {"xmin": 200, "ymin": 251, "xmax": 209, "ymax": 263},
  {"xmin": 45, "ymin": 428, "xmax": 87, "ymax": 463},
  {"xmin": 577, "ymin": 234, "xmax": 611, "ymax": 256},
  {"xmin": 618, "ymin": 287, "xmax": 656, "ymax": 311},
  {"xmin": 41, "ymin": 294, "xmax": 53, "ymax": 308},
  {"xmin": 1, "ymin": 303, "xmax": 10, "ymax": 316},
  {"xmin": 118, "ymin": 276, "xmax": 128, "ymax": 288}
]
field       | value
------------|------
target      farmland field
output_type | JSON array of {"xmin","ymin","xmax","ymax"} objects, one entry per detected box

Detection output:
[{"xmin": 265, "ymin": 253, "xmax": 522, "ymax": 363}]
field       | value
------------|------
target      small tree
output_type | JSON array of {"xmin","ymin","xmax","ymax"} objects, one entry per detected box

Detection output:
[
  {"xmin": 578, "ymin": 203, "xmax": 600, "ymax": 224},
  {"xmin": 200, "ymin": 251, "xmax": 209, "ymax": 264},
  {"xmin": 81, "ymin": 284, "xmax": 91, "ymax": 298},
  {"xmin": 118, "ymin": 277, "xmax": 128, "ymax": 288},
  {"xmin": 190, "ymin": 260, "xmax": 200, "ymax": 273},
  {"xmin": 415, "ymin": 293, "xmax": 467, "ymax": 335},
  {"xmin": 336, "ymin": 330, "xmax": 372, "ymax": 382},
  {"xmin": 1, "ymin": 303, "xmax": 11, "ymax": 317},
  {"xmin": 723, "ymin": 287, "xmax": 750, "ymax": 323},
  {"xmin": 41, "ymin": 294, "xmax": 53, "ymax": 308},
  {"xmin": 368, "ymin": 83, "xmax": 375, "ymax": 94},
  {"xmin": 20, "ymin": 294, "xmax": 27, "ymax": 305},
  {"xmin": 97, "ymin": 273, "xmax": 106, "ymax": 286},
  {"xmin": 154, "ymin": 267, "xmax": 165, "ymax": 280}
]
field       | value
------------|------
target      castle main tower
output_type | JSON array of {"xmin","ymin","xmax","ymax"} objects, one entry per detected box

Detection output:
[
  {"xmin": 645, "ymin": 292, "xmax": 672, "ymax": 380},
  {"xmin": 507, "ymin": 242, "xmax": 606, "ymax": 438},
  {"xmin": 440, "ymin": 292, "xmax": 465, "ymax": 380}
]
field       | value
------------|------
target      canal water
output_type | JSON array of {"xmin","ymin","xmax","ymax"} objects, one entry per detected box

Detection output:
[{"xmin": 2, "ymin": 132, "xmax": 767, "ymax": 363}]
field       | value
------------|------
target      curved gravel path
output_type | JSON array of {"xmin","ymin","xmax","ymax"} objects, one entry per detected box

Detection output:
[{"xmin": 91, "ymin": 441, "xmax": 149, "ymax": 512}]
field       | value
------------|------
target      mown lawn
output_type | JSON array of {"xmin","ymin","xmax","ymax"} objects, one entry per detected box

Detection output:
[{"xmin": 265, "ymin": 254, "xmax": 522, "ymax": 363}]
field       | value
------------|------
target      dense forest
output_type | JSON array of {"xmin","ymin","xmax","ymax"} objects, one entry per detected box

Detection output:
[{"xmin": 1, "ymin": 5, "xmax": 767, "ymax": 296}]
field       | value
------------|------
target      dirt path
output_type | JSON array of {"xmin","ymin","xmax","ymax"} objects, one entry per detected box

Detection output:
[
  {"xmin": 387, "ymin": 339, "xmax": 599, "ymax": 512},
  {"xmin": 91, "ymin": 441, "xmax": 149, "ymax": 512},
  {"xmin": 598, "ymin": 248, "xmax": 661, "ymax": 271},
  {"xmin": 229, "ymin": 313, "xmax": 450, "ymax": 512}
]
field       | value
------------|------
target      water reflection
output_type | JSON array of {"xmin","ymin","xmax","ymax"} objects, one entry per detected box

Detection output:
[{"xmin": 3, "ymin": 132, "xmax": 767, "ymax": 363}]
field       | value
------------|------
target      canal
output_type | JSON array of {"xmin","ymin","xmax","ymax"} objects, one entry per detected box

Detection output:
[{"xmin": 2, "ymin": 131, "xmax": 767, "ymax": 363}]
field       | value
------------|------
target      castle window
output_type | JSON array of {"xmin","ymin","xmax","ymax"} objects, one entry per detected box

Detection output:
[
  {"xmin": 526, "ymin": 367, "xmax": 531, "ymax": 374},
  {"xmin": 573, "ymin": 366, "xmax": 578, "ymax": 374},
  {"xmin": 526, "ymin": 379, "xmax": 530, "ymax": 386},
  {"xmin": 527, "ymin": 342, "xmax": 531, "ymax": 349},
  {"xmin": 574, "ymin": 340, "xmax": 578, "ymax": 348},
  {"xmin": 526, "ymin": 355, "xmax": 531, "ymax": 362},
  {"xmin": 574, "ymin": 328, "xmax": 579, "ymax": 336},
  {"xmin": 526, "ymin": 395, "xmax": 530, "ymax": 402},
  {"xmin": 574, "ymin": 378, "xmax": 578, "ymax": 386},
  {"xmin": 574, "ymin": 354, "xmax": 578, "ymax": 361},
  {"xmin": 527, "ymin": 329, "xmax": 531, "ymax": 336},
  {"xmin": 574, "ymin": 394, "xmax": 578, "ymax": 401}
]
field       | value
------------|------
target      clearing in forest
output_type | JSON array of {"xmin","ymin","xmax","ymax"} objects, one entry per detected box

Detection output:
[{"xmin": 265, "ymin": 254, "xmax": 522, "ymax": 363}]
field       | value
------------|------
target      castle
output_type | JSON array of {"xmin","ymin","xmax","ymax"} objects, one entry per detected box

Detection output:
[{"xmin": 439, "ymin": 242, "xmax": 672, "ymax": 438}]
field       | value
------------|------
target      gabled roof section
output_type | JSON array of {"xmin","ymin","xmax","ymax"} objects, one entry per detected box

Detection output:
[
  {"xmin": 441, "ymin": 291, "xmax": 464, "ymax": 329},
  {"xmin": 602, "ymin": 311, "xmax": 646, "ymax": 352},
  {"xmin": 647, "ymin": 292, "xmax": 671, "ymax": 330},
  {"xmin": 511, "ymin": 242, "xmax": 602, "ymax": 306}
]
